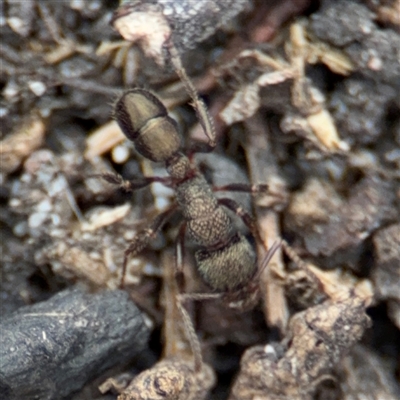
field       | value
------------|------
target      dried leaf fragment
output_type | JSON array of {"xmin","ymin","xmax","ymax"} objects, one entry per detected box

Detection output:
[
  {"xmin": 306, "ymin": 109, "xmax": 349, "ymax": 151},
  {"xmin": 116, "ymin": 359, "xmax": 215, "ymax": 400},
  {"xmin": 0, "ymin": 114, "xmax": 45, "ymax": 174},
  {"xmin": 85, "ymin": 121, "xmax": 125, "ymax": 160},
  {"xmin": 40, "ymin": 241, "xmax": 111, "ymax": 287},
  {"xmin": 219, "ymin": 23, "xmax": 350, "ymax": 152},
  {"xmin": 81, "ymin": 204, "xmax": 131, "ymax": 232}
]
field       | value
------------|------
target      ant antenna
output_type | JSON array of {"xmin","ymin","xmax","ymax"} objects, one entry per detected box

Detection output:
[
  {"xmin": 280, "ymin": 239, "xmax": 309, "ymax": 270},
  {"xmin": 256, "ymin": 240, "xmax": 282, "ymax": 280}
]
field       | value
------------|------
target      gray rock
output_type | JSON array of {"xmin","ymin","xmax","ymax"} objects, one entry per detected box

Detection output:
[{"xmin": 0, "ymin": 288, "xmax": 150, "ymax": 400}]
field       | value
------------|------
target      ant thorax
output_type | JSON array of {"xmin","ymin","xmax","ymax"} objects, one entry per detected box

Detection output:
[
  {"xmin": 170, "ymin": 160, "xmax": 258, "ymax": 293},
  {"xmin": 166, "ymin": 153, "xmax": 191, "ymax": 180},
  {"xmin": 176, "ymin": 174, "xmax": 231, "ymax": 244}
]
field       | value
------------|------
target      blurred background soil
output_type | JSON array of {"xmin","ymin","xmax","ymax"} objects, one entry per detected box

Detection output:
[{"xmin": 1, "ymin": 1, "xmax": 399, "ymax": 399}]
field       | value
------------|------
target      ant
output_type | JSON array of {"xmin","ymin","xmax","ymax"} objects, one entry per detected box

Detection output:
[{"xmin": 102, "ymin": 55, "xmax": 279, "ymax": 310}]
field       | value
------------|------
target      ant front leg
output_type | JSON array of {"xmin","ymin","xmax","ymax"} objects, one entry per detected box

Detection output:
[
  {"xmin": 120, "ymin": 204, "xmax": 178, "ymax": 288},
  {"xmin": 213, "ymin": 183, "xmax": 269, "ymax": 195},
  {"xmin": 214, "ymin": 183, "xmax": 288, "ymax": 209},
  {"xmin": 100, "ymin": 172, "xmax": 173, "ymax": 192}
]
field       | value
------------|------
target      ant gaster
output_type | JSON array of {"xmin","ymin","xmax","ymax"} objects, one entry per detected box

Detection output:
[{"xmin": 105, "ymin": 85, "xmax": 279, "ymax": 309}]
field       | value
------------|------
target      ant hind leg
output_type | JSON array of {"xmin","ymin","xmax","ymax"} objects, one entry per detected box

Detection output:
[{"xmin": 176, "ymin": 292, "xmax": 222, "ymax": 372}]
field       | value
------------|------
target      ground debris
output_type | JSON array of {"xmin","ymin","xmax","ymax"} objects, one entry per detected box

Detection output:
[
  {"xmin": 365, "ymin": 0, "xmax": 400, "ymax": 29},
  {"xmin": 310, "ymin": 1, "xmax": 375, "ymax": 47},
  {"xmin": 372, "ymin": 223, "xmax": 400, "ymax": 300},
  {"xmin": 6, "ymin": 147, "xmax": 153, "ymax": 289},
  {"xmin": 112, "ymin": 0, "xmax": 248, "ymax": 66},
  {"xmin": 372, "ymin": 223, "xmax": 400, "ymax": 330},
  {"xmin": 309, "ymin": 0, "xmax": 400, "ymax": 84},
  {"xmin": 0, "ymin": 113, "xmax": 46, "ymax": 175},
  {"xmin": 284, "ymin": 174, "xmax": 397, "ymax": 269},
  {"xmin": 329, "ymin": 77, "xmax": 397, "ymax": 146},
  {"xmin": 108, "ymin": 359, "xmax": 214, "ymax": 400},
  {"xmin": 229, "ymin": 295, "xmax": 371, "ymax": 400},
  {"xmin": 218, "ymin": 22, "xmax": 350, "ymax": 152},
  {"xmin": 338, "ymin": 343, "xmax": 400, "ymax": 400}
]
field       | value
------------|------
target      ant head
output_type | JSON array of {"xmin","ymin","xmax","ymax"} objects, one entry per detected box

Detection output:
[{"xmin": 114, "ymin": 89, "xmax": 182, "ymax": 162}]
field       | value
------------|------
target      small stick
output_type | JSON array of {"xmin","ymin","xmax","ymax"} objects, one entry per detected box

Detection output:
[{"xmin": 244, "ymin": 114, "xmax": 289, "ymax": 333}]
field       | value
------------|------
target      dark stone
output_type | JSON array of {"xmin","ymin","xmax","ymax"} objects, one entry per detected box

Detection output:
[{"xmin": 0, "ymin": 288, "xmax": 150, "ymax": 400}]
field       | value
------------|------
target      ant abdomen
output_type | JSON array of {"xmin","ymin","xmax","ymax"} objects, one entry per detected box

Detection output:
[
  {"xmin": 114, "ymin": 89, "xmax": 182, "ymax": 162},
  {"xmin": 195, "ymin": 233, "xmax": 257, "ymax": 292}
]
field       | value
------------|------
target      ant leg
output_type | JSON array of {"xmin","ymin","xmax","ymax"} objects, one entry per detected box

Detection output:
[
  {"xmin": 213, "ymin": 183, "xmax": 269, "ymax": 194},
  {"xmin": 98, "ymin": 173, "xmax": 173, "ymax": 192},
  {"xmin": 280, "ymin": 239, "xmax": 309, "ymax": 270},
  {"xmin": 120, "ymin": 204, "xmax": 178, "ymax": 288},
  {"xmin": 166, "ymin": 40, "xmax": 216, "ymax": 150},
  {"xmin": 187, "ymin": 141, "xmax": 216, "ymax": 158},
  {"xmin": 279, "ymin": 240, "xmax": 329, "ymax": 299},
  {"xmin": 176, "ymin": 222, "xmax": 187, "ymax": 275},
  {"xmin": 218, "ymin": 198, "xmax": 282, "ymax": 268},
  {"xmin": 218, "ymin": 198, "xmax": 262, "ymax": 243},
  {"xmin": 258, "ymin": 240, "xmax": 282, "ymax": 272},
  {"xmin": 176, "ymin": 292, "xmax": 222, "ymax": 372}
]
